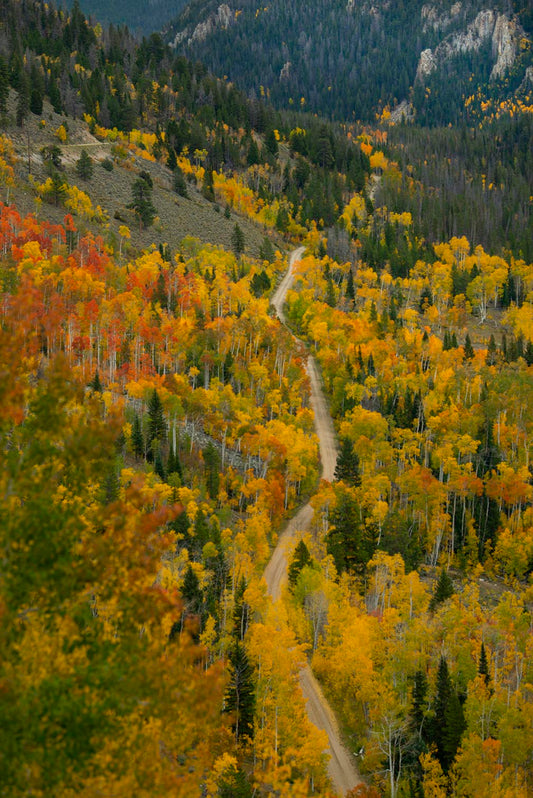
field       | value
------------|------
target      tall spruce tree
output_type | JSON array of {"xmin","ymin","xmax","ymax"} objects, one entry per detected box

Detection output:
[
  {"xmin": 76, "ymin": 149, "xmax": 94, "ymax": 180},
  {"xmin": 288, "ymin": 539, "xmax": 312, "ymax": 588},
  {"xmin": 224, "ymin": 641, "xmax": 255, "ymax": 742},
  {"xmin": 327, "ymin": 491, "xmax": 376, "ymax": 573},
  {"xmin": 130, "ymin": 172, "xmax": 156, "ymax": 229},
  {"xmin": 479, "ymin": 642, "xmax": 491, "ymax": 690},
  {"xmin": 443, "ymin": 690, "xmax": 466, "ymax": 770},
  {"xmin": 203, "ymin": 442, "xmax": 220, "ymax": 501},
  {"xmin": 16, "ymin": 73, "xmax": 30, "ymax": 127},
  {"xmin": 464, "ymin": 333, "xmax": 474, "ymax": 360},
  {"xmin": 429, "ymin": 568, "xmax": 454, "ymax": 611},
  {"xmin": 334, "ymin": 438, "xmax": 361, "ymax": 486},
  {"xmin": 409, "ymin": 669, "xmax": 428, "ymax": 740},
  {"xmin": 131, "ymin": 413, "xmax": 144, "ymax": 459},
  {"xmin": 231, "ymin": 223, "xmax": 245, "ymax": 257},
  {"xmin": 430, "ymin": 656, "xmax": 452, "ymax": 770},
  {"xmin": 147, "ymin": 389, "xmax": 166, "ymax": 445}
]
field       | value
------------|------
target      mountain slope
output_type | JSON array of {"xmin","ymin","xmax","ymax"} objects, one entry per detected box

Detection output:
[{"xmin": 166, "ymin": 0, "xmax": 533, "ymax": 123}]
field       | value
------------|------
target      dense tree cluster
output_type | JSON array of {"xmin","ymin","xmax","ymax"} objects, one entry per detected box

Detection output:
[{"xmin": 168, "ymin": 0, "xmax": 532, "ymax": 123}]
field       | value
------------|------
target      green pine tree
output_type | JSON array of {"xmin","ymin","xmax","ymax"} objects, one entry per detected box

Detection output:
[
  {"xmin": 479, "ymin": 642, "xmax": 491, "ymax": 690},
  {"xmin": 147, "ymin": 389, "xmax": 166, "ymax": 445},
  {"xmin": 76, "ymin": 149, "xmax": 94, "ymax": 181},
  {"xmin": 154, "ymin": 450, "xmax": 166, "ymax": 482},
  {"xmin": 259, "ymin": 236, "xmax": 275, "ymax": 263},
  {"xmin": 16, "ymin": 73, "xmax": 30, "ymax": 127},
  {"xmin": 486, "ymin": 334, "xmax": 498, "ymax": 366},
  {"xmin": 218, "ymin": 765, "xmax": 253, "ymax": 798},
  {"xmin": 203, "ymin": 442, "xmax": 220, "ymax": 501},
  {"xmin": 202, "ymin": 169, "xmax": 215, "ymax": 202},
  {"xmin": 231, "ymin": 223, "xmax": 245, "ymax": 257},
  {"xmin": 442, "ymin": 690, "xmax": 466, "ymax": 770},
  {"xmin": 464, "ymin": 333, "xmax": 474, "ymax": 360},
  {"xmin": 334, "ymin": 438, "xmax": 361, "ymax": 486},
  {"xmin": 430, "ymin": 656, "xmax": 452, "ymax": 770},
  {"xmin": 173, "ymin": 165, "xmax": 187, "ymax": 197},
  {"xmin": 288, "ymin": 539, "xmax": 312, "ymax": 588},
  {"xmin": 429, "ymin": 568, "xmax": 454, "ymax": 611},
  {"xmin": 181, "ymin": 564, "xmax": 203, "ymax": 617},
  {"xmin": 409, "ymin": 669, "xmax": 428, "ymax": 739},
  {"xmin": 129, "ymin": 173, "xmax": 156, "ymax": 230},
  {"xmin": 131, "ymin": 413, "xmax": 144, "ymax": 460},
  {"xmin": 346, "ymin": 269, "xmax": 355, "ymax": 302},
  {"xmin": 89, "ymin": 370, "xmax": 102, "ymax": 392},
  {"xmin": 224, "ymin": 641, "xmax": 255, "ymax": 742}
]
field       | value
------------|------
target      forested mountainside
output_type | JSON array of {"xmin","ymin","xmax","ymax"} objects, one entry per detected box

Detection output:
[
  {"xmin": 2, "ymin": 0, "xmax": 533, "ymax": 795},
  {"xmin": 65, "ymin": 0, "xmax": 189, "ymax": 36},
  {"xmin": 166, "ymin": 0, "xmax": 533, "ymax": 124}
]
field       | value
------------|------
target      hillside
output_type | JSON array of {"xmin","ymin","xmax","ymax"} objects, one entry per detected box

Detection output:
[
  {"xmin": 65, "ymin": 0, "xmax": 189, "ymax": 35},
  {"xmin": 166, "ymin": 0, "xmax": 533, "ymax": 124}
]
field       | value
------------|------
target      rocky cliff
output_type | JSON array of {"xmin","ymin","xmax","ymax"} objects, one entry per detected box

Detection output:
[{"xmin": 416, "ymin": 7, "xmax": 524, "ymax": 84}]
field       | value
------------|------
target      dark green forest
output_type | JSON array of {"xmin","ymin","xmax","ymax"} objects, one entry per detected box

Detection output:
[{"xmin": 166, "ymin": 0, "xmax": 533, "ymax": 124}]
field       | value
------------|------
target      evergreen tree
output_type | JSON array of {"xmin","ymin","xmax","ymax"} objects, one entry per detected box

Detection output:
[
  {"xmin": 479, "ymin": 642, "xmax": 491, "ymax": 689},
  {"xmin": 486, "ymin": 334, "xmax": 498, "ymax": 366},
  {"xmin": 89, "ymin": 369, "xmax": 102, "ymax": 392},
  {"xmin": 259, "ymin": 236, "xmax": 275, "ymax": 263},
  {"xmin": 231, "ymin": 223, "xmax": 245, "ymax": 257},
  {"xmin": 147, "ymin": 389, "xmax": 166, "ymax": 445},
  {"xmin": 346, "ymin": 269, "xmax": 355, "ymax": 302},
  {"xmin": 224, "ymin": 641, "xmax": 255, "ymax": 741},
  {"xmin": 327, "ymin": 491, "xmax": 376, "ymax": 573},
  {"xmin": 265, "ymin": 128, "xmax": 278, "ymax": 156},
  {"xmin": 218, "ymin": 766, "xmax": 253, "ymax": 798},
  {"xmin": 181, "ymin": 564, "xmax": 203, "ymax": 617},
  {"xmin": 334, "ymin": 438, "xmax": 361, "ymax": 486},
  {"xmin": 409, "ymin": 669, "xmax": 428, "ymax": 739},
  {"xmin": 430, "ymin": 656, "xmax": 452, "ymax": 770},
  {"xmin": 167, "ymin": 445, "xmax": 183, "ymax": 481},
  {"xmin": 247, "ymin": 138, "xmax": 260, "ymax": 165},
  {"xmin": 193, "ymin": 508, "xmax": 211, "ymax": 556},
  {"xmin": 325, "ymin": 275, "xmax": 336, "ymax": 307},
  {"xmin": 173, "ymin": 165, "xmax": 187, "ymax": 197},
  {"xmin": 129, "ymin": 172, "xmax": 156, "ymax": 229},
  {"xmin": 154, "ymin": 450, "xmax": 166, "ymax": 482},
  {"xmin": 132, "ymin": 413, "xmax": 144, "ymax": 459},
  {"xmin": 16, "ymin": 73, "xmax": 30, "ymax": 127},
  {"xmin": 288, "ymin": 539, "xmax": 312, "ymax": 588},
  {"xmin": 29, "ymin": 62, "xmax": 44, "ymax": 116},
  {"xmin": 442, "ymin": 690, "xmax": 466, "ymax": 770},
  {"xmin": 202, "ymin": 168, "xmax": 215, "ymax": 202},
  {"xmin": 429, "ymin": 568, "xmax": 454, "ymax": 611},
  {"xmin": 464, "ymin": 333, "xmax": 474, "ymax": 360},
  {"xmin": 203, "ymin": 442, "xmax": 220, "ymax": 501},
  {"xmin": 76, "ymin": 149, "xmax": 94, "ymax": 180},
  {"xmin": 525, "ymin": 340, "xmax": 533, "ymax": 366},
  {"xmin": 166, "ymin": 146, "xmax": 177, "ymax": 171}
]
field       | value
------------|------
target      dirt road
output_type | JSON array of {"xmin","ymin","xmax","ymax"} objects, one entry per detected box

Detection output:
[{"xmin": 264, "ymin": 248, "xmax": 362, "ymax": 796}]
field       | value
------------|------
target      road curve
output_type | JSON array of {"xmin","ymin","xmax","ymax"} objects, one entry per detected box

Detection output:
[{"xmin": 264, "ymin": 248, "xmax": 362, "ymax": 796}]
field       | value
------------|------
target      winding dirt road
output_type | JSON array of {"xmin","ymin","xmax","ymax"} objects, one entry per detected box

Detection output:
[{"xmin": 263, "ymin": 248, "xmax": 362, "ymax": 796}]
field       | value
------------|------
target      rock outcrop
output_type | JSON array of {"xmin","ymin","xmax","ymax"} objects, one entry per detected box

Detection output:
[
  {"xmin": 415, "ymin": 9, "xmax": 523, "ymax": 83},
  {"xmin": 173, "ymin": 4, "xmax": 233, "ymax": 47}
]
